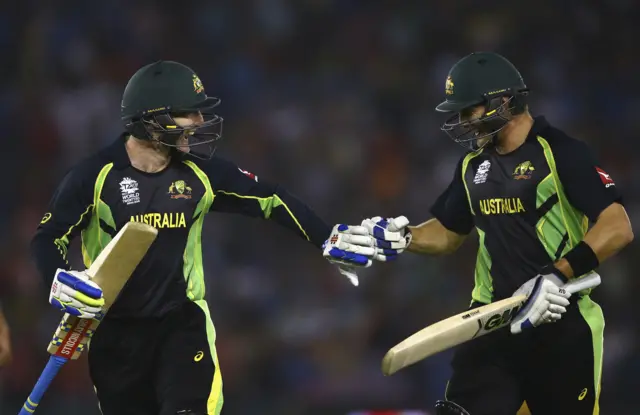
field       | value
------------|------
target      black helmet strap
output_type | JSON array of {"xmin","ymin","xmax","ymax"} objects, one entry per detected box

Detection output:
[
  {"xmin": 124, "ymin": 118, "xmax": 153, "ymax": 141},
  {"xmin": 510, "ymin": 89, "xmax": 529, "ymax": 115}
]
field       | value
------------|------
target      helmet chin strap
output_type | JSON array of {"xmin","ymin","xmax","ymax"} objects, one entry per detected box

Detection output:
[
  {"xmin": 469, "ymin": 128, "xmax": 498, "ymax": 151},
  {"xmin": 150, "ymin": 134, "xmax": 184, "ymax": 157},
  {"xmin": 152, "ymin": 133, "xmax": 217, "ymax": 161}
]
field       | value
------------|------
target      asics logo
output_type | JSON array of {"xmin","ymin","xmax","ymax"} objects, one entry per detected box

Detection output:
[{"xmin": 578, "ymin": 388, "xmax": 588, "ymax": 401}]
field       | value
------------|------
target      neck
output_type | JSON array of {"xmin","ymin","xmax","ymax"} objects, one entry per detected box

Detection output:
[
  {"xmin": 125, "ymin": 136, "xmax": 171, "ymax": 173},
  {"xmin": 494, "ymin": 112, "xmax": 534, "ymax": 154}
]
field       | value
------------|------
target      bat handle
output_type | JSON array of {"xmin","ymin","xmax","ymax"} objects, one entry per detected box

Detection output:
[
  {"xmin": 564, "ymin": 271, "xmax": 601, "ymax": 295},
  {"xmin": 18, "ymin": 356, "xmax": 68, "ymax": 414}
]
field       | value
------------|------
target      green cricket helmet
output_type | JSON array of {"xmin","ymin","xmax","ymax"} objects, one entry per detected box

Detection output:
[
  {"xmin": 436, "ymin": 52, "xmax": 529, "ymax": 151},
  {"xmin": 121, "ymin": 60, "xmax": 223, "ymax": 160}
]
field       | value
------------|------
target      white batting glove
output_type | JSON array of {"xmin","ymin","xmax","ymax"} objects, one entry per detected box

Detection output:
[
  {"xmin": 50, "ymin": 269, "xmax": 105, "ymax": 319},
  {"xmin": 361, "ymin": 216, "xmax": 412, "ymax": 262},
  {"xmin": 510, "ymin": 267, "xmax": 571, "ymax": 334},
  {"xmin": 323, "ymin": 224, "xmax": 376, "ymax": 286}
]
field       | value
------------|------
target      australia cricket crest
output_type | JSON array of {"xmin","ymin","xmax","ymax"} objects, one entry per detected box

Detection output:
[{"xmin": 169, "ymin": 180, "xmax": 192, "ymax": 200}]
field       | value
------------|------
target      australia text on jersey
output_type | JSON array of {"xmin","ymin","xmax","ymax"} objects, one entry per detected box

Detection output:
[
  {"xmin": 478, "ymin": 197, "xmax": 525, "ymax": 215},
  {"xmin": 130, "ymin": 212, "xmax": 187, "ymax": 228}
]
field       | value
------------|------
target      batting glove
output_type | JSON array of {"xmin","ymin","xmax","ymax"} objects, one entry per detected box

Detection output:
[
  {"xmin": 323, "ymin": 224, "xmax": 376, "ymax": 286},
  {"xmin": 50, "ymin": 269, "xmax": 105, "ymax": 319},
  {"xmin": 510, "ymin": 266, "xmax": 571, "ymax": 334},
  {"xmin": 361, "ymin": 216, "xmax": 412, "ymax": 262}
]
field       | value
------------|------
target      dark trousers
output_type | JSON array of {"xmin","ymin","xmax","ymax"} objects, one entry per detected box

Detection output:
[
  {"xmin": 88, "ymin": 301, "xmax": 223, "ymax": 415},
  {"xmin": 445, "ymin": 295, "xmax": 604, "ymax": 415}
]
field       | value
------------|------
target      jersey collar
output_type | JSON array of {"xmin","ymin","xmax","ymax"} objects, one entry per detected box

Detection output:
[
  {"xmin": 110, "ymin": 133, "xmax": 132, "ymax": 169},
  {"xmin": 526, "ymin": 115, "xmax": 550, "ymax": 142},
  {"xmin": 109, "ymin": 133, "xmax": 188, "ymax": 169}
]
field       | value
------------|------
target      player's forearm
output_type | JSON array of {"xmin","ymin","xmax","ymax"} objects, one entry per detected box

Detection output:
[
  {"xmin": 220, "ymin": 180, "xmax": 332, "ymax": 248},
  {"xmin": 0, "ymin": 307, "xmax": 11, "ymax": 367},
  {"xmin": 30, "ymin": 231, "xmax": 70, "ymax": 287},
  {"xmin": 0, "ymin": 309, "xmax": 9, "ymax": 338},
  {"xmin": 555, "ymin": 203, "xmax": 633, "ymax": 278},
  {"xmin": 212, "ymin": 162, "xmax": 332, "ymax": 249},
  {"xmin": 583, "ymin": 204, "xmax": 634, "ymax": 262},
  {"xmin": 0, "ymin": 305, "xmax": 5, "ymax": 327},
  {"xmin": 268, "ymin": 186, "xmax": 332, "ymax": 248},
  {"xmin": 407, "ymin": 218, "xmax": 467, "ymax": 256}
]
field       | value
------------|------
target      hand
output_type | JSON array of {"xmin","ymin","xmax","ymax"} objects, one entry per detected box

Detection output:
[
  {"xmin": 361, "ymin": 216, "xmax": 412, "ymax": 261},
  {"xmin": 50, "ymin": 269, "xmax": 105, "ymax": 319},
  {"xmin": 0, "ymin": 310, "xmax": 12, "ymax": 367},
  {"xmin": 323, "ymin": 224, "xmax": 376, "ymax": 286},
  {"xmin": 510, "ymin": 266, "xmax": 571, "ymax": 334}
]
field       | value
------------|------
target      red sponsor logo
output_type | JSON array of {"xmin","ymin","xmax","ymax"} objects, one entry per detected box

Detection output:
[
  {"xmin": 330, "ymin": 234, "xmax": 339, "ymax": 244},
  {"xmin": 596, "ymin": 167, "xmax": 615, "ymax": 187},
  {"xmin": 238, "ymin": 168, "xmax": 258, "ymax": 182},
  {"xmin": 54, "ymin": 318, "xmax": 91, "ymax": 358}
]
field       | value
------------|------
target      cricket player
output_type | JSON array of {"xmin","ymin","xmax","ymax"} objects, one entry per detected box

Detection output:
[
  {"xmin": 30, "ymin": 60, "xmax": 377, "ymax": 415},
  {"xmin": 360, "ymin": 52, "xmax": 633, "ymax": 414},
  {"xmin": 0, "ymin": 303, "xmax": 11, "ymax": 367}
]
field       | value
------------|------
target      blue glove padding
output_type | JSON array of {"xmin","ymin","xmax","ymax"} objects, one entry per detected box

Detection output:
[
  {"xmin": 323, "ymin": 224, "xmax": 375, "ymax": 286},
  {"xmin": 361, "ymin": 216, "xmax": 411, "ymax": 261},
  {"xmin": 56, "ymin": 272, "xmax": 103, "ymax": 299},
  {"xmin": 324, "ymin": 245, "xmax": 370, "ymax": 266},
  {"xmin": 50, "ymin": 269, "xmax": 104, "ymax": 319}
]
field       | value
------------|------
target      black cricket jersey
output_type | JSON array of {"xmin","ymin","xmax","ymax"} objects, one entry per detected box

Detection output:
[
  {"xmin": 31, "ymin": 135, "xmax": 331, "ymax": 318},
  {"xmin": 431, "ymin": 116, "xmax": 622, "ymax": 303}
]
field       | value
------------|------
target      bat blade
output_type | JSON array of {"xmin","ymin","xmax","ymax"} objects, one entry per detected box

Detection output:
[
  {"xmin": 46, "ymin": 222, "xmax": 158, "ymax": 359},
  {"xmin": 86, "ymin": 221, "xmax": 158, "ymax": 309},
  {"xmin": 382, "ymin": 272, "xmax": 602, "ymax": 376},
  {"xmin": 382, "ymin": 295, "xmax": 525, "ymax": 376},
  {"xmin": 21, "ymin": 222, "xmax": 158, "ymax": 414}
]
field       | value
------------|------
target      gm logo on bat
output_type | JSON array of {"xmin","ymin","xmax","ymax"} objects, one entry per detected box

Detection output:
[{"xmin": 472, "ymin": 304, "xmax": 522, "ymax": 338}]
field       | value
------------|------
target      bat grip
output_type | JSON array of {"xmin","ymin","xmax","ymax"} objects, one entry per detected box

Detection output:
[
  {"xmin": 564, "ymin": 271, "xmax": 601, "ymax": 294},
  {"xmin": 19, "ymin": 356, "xmax": 68, "ymax": 414}
]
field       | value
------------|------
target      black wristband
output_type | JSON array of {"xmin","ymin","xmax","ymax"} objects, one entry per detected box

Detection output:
[
  {"xmin": 540, "ymin": 263, "xmax": 568, "ymax": 283},
  {"xmin": 562, "ymin": 241, "xmax": 600, "ymax": 277}
]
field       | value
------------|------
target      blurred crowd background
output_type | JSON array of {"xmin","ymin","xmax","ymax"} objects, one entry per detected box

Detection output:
[{"xmin": 1, "ymin": 0, "xmax": 638, "ymax": 414}]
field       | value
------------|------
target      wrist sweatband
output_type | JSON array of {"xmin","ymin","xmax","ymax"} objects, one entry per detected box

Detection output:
[
  {"xmin": 562, "ymin": 241, "xmax": 599, "ymax": 277},
  {"xmin": 540, "ymin": 263, "xmax": 568, "ymax": 283}
]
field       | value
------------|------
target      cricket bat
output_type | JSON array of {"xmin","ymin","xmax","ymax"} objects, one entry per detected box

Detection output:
[
  {"xmin": 381, "ymin": 272, "xmax": 601, "ymax": 376},
  {"xmin": 19, "ymin": 222, "xmax": 158, "ymax": 414}
]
